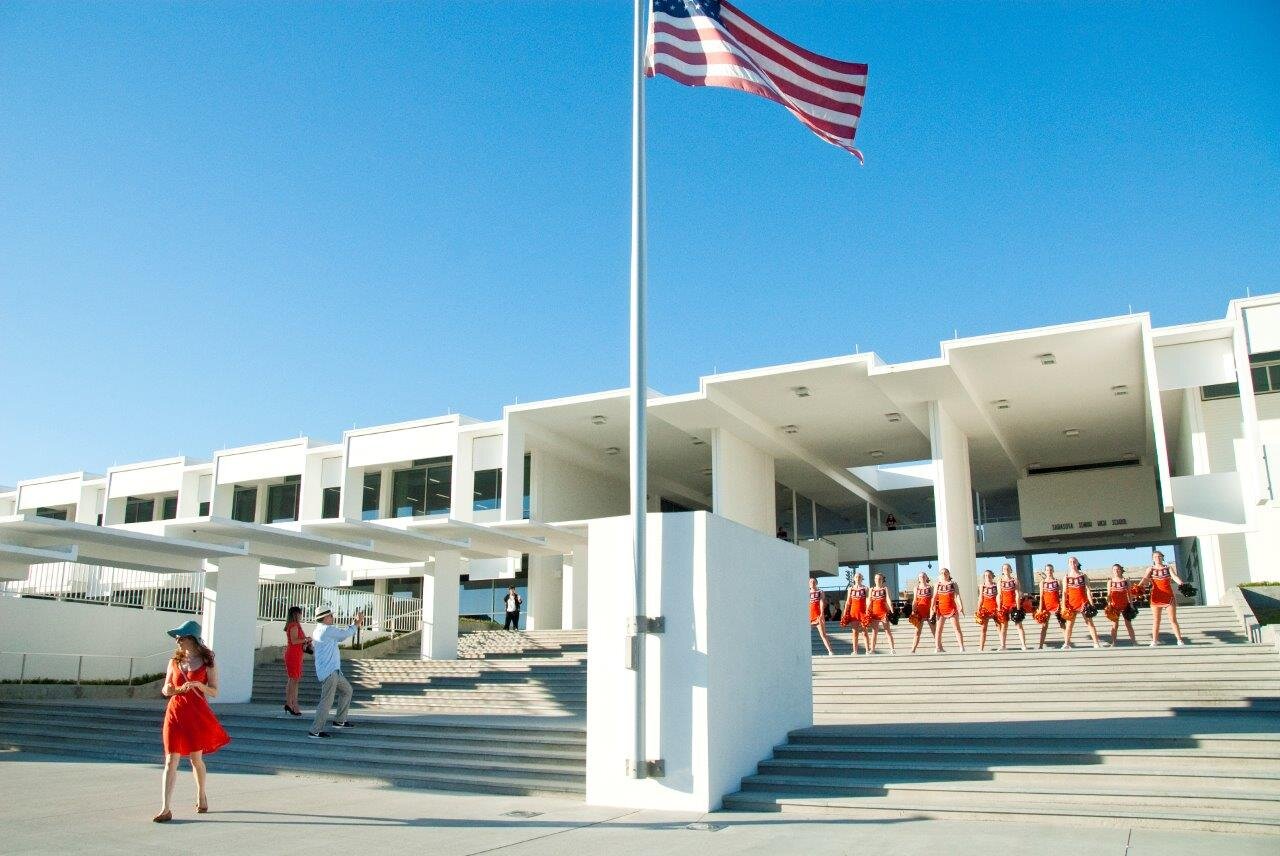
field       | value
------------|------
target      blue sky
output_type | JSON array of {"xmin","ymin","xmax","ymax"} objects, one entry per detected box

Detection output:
[{"xmin": 1, "ymin": 1, "xmax": 1277, "ymax": 485}]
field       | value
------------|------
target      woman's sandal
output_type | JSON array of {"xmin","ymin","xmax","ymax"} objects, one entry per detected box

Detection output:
[
  {"xmin": 196, "ymin": 802, "xmax": 208, "ymax": 814},
  {"xmin": 152, "ymin": 810, "xmax": 172, "ymax": 823}
]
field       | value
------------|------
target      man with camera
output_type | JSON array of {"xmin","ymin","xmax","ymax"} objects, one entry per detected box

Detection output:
[{"xmin": 308, "ymin": 605, "xmax": 363, "ymax": 739}]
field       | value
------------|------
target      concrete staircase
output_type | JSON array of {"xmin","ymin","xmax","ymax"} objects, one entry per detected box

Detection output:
[
  {"xmin": 729, "ymin": 606, "xmax": 1280, "ymax": 833},
  {"xmin": 251, "ymin": 629, "xmax": 587, "ymax": 716},
  {"xmin": 0, "ymin": 630, "xmax": 590, "ymax": 797},
  {"xmin": 0, "ymin": 700, "xmax": 585, "ymax": 796}
]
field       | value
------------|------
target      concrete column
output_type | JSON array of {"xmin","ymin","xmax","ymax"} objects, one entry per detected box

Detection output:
[
  {"xmin": 420, "ymin": 551, "xmax": 461, "ymax": 660},
  {"xmin": 870, "ymin": 563, "xmax": 899, "ymax": 597},
  {"xmin": 562, "ymin": 548, "xmax": 589, "ymax": 630},
  {"xmin": 372, "ymin": 578, "xmax": 389, "ymax": 633},
  {"xmin": 929, "ymin": 402, "xmax": 979, "ymax": 609},
  {"xmin": 202, "ymin": 556, "xmax": 261, "ymax": 704},
  {"xmin": 1015, "ymin": 555, "xmax": 1035, "ymax": 592},
  {"xmin": 711, "ymin": 428, "xmax": 776, "ymax": 535},
  {"xmin": 500, "ymin": 420, "xmax": 526, "ymax": 522},
  {"xmin": 527, "ymin": 554, "xmax": 564, "ymax": 630}
]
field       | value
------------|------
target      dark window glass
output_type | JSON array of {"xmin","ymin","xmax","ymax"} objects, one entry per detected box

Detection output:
[
  {"xmin": 231, "ymin": 486, "xmax": 258, "ymax": 523},
  {"xmin": 473, "ymin": 469, "xmax": 502, "ymax": 512},
  {"xmin": 660, "ymin": 497, "xmax": 691, "ymax": 513},
  {"xmin": 1252, "ymin": 365, "xmax": 1269, "ymax": 392},
  {"xmin": 796, "ymin": 493, "xmax": 814, "ymax": 539},
  {"xmin": 322, "ymin": 487, "xmax": 341, "ymax": 519},
  {"xmin": 426, "ymin": 460, "xmax": 451, "ymax": 515},
  {"xmin": 161, "ymin": 495, "xmax": 178, "ymax": 520},
  {"xmin": 1201, "ymin": 382, "xmax": 1240, "ymax": 401},
  {"xmin": 198, "ymin": 501, "xmax": 210, "ymax": 516},
  {"xmin": 1269, "ymin": 364, "xmax": 1280, "ymax": 392},
  {"xmin": 35, "ymin": 506, "xmax": 68, "ymax": 520},
  {"xmin": 361, "ymin": 472, "xmax": 381, "ymax": 520},
  {"xmin": 266, "ymin": 482, "xmax": 300, "ymax": 523},
  {"xmin": 522, "ymin": 453, "xmax": 532, "ymax": 519},
  {"xmin": 393, "ymin": 467, "xmax": 426, "ymax": 517},
  {"xmin": 124, "ymin": 497, "xmax": 155, "ymax": 524}
]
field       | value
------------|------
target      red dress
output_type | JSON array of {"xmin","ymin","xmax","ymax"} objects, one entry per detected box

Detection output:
[
  {"xmin": 162, "ymin": 659, "xmax": 231, "ymax": 757},
  {"xmin": 976, "ymin": 582, "xmax": 1000, "ymax": 624},
  {"xmin": 841, "ymin": 585, "xmax": 868, "ymax": 627},
  {"xmin": 1149, "ymin": 566, "xmax": 1175, "ymax": 606},
  {"xmin": 809, "ymin": 589, "xmax": 823, "ymax": 625},
  {"xmin": 934, "ymin": 581, "xmax": 958, "ymax": 618},
  {"xmin": 284, "ymin": 621, "xmax": 307, "ymax": 680}
]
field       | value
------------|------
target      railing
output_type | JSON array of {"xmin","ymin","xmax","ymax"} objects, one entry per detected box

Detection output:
[
  {"xmin": 0, "ymin": 562, "xmax": 204, "ymax": 613},
  {"xmin": 0, "ymin": 649, "xmax": 172, "ymax": 685},
  {"xmin": 257, "ymin": 580, "xmax": 422, "ymax": 640}
]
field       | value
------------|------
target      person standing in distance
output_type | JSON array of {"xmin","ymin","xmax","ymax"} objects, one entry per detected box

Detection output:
[
  {"xmin": 308, "ymin": 605, "xmax": 363, "ymax": 739},
  {"xmin": 503, "ymin": 586, "xmax": 523, "ymax": 631}
]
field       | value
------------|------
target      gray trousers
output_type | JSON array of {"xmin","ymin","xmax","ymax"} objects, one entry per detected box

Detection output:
[{"xmin": 311, "ymin": 670, "xmax": 352, "ymax": 732}]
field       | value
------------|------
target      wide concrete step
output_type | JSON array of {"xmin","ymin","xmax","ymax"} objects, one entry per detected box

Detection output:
[{"xmin": 775, "ymin": 743, "xmax": 1280, "ymax": 771}]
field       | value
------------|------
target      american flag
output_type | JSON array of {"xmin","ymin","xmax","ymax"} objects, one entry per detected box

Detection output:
[{"xmin": 646, "ymin": 0, "xmax": 867, "ymax": 162}]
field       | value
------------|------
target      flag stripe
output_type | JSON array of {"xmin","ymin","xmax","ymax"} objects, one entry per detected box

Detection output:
[{"xmin": 646, "ymin": 1, "xmax": 867, "ymax": 159}]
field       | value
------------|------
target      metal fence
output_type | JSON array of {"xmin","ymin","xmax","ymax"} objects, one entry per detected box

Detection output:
[
  {"xmin": 0, "ymin": 562, "xmax": 204, "ymax": 613},
  {"xmin": 0, "ymin": 649, "xmax": 173, "ymax": 684},
  {"xmin": 257, "ymin": 580, "xmax": 422, "ymax": 635}
]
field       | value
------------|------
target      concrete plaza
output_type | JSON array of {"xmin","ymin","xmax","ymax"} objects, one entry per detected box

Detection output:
[{"xmin": 0, "ymin": 751, "xmax": 1274, "ymax": 855}]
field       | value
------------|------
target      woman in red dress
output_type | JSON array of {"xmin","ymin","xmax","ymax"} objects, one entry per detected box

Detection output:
[
  {"xmin": 907, "ymin": 571, "xmax": 934, "ymax": 654},
  {"xmin": 839, "ymin": 572, "xmax": 869, "ymax": 656},
  {"xmin": 996, "ymin": 563, "xmax": 1028, "ymax": 652},
  {"xmin": 809, "ymin": 577, "xmax": 834, "ymax": 656},
  {"xmin": 155, "ymin": 620, "xmax": 231, "ymax": 823},
  {"xmin": 1034, "ymin": 564, "xmax": 1063, "ymax": 650},
  {"xmin": 931, "ymin": 568, "xmax": 966, "ymax": 653},
  {"xmin": 1060, "ymin": 556, "xmax": 1103, "ymax": 650},
  {"xmin": 1104, "ymin": 563, "xmax": 1140, "ymax": 647},
  {"xmin": 865, "ymin": 573, "xmax": 897, "ymax": 655},
  {"xmin": 1140, "ymin": 550, "xmax": 1185, "ymax": 646},
  {"xmin": 283, "ymin": 606, "xmax": 307, "ymax": 716},
  {"xmin": 975, "ymin": 570, "xmax": 1001, "ymax": 652}
]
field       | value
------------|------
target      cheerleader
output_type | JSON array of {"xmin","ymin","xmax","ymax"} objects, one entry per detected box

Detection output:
[
  {"xmin": 866, "ymin": 573, "xmax": 897, "ymax": 655},
  {"xmin": 975, "ymin": 570, "xmax": 1002, "ymax": 651},
  {"xmin": 907, "ymin": 571, "xmax": 934, "ymax": 654},
  {"xmin": 1104, "ymin": 563, "xmax": 1139, "ymax": 646},
  {"xmin": 1139, "ymin": 550, "xmax": 1185, "ymax": 646},
  {"xmin": 931, "ymin": 568, "xmax": 966, "ymax": 653},
  {"xmin": 839, "ymin": 572, "xmax": 870, "ymax": 656},
  {"xmin": 1061, "ymin": 556, "xmax": 1103, "ymax": 650},
  {"xmin": 808, "ymin": 577, "xmax": 835, "ymax": 655},
  {"xmin": 996, "ymin": 563, "xmax": 1028, "ymax": 652},
  {"xmin": 1035, "ymin": 564, "xmax": 1063, "ymax": 650}
]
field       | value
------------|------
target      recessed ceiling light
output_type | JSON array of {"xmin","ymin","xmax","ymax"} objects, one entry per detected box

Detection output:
[
  {"xmin": 691, "ymin": 438, "xmax": 706, "ymax": 446},
  {"xmin": 992, "ymin": 399, "xmax": 1010, "ymax": 410},
  {"xmin": 1029, "ymin": 462, "xmax": 1042, "ymax": 469},
  {"xmin": 885, "ymin": 412, "xmax": 902, "ymax": 423},
  {"xmin": 591, "ymin": 415, "xmax": 607, "ymax": 426},
  {"xmin": 1038, "ymin": 353, "xmax": 1056, "ymax": 366},
  {"xmin": 1063, "ymin": 428, "xmax": 1081, "ymax": 437},
  {"xmin": 780, "ymin": 424, "xmax": 799, "ymax": 434},
  {"xmin": 1122, "ymin": 451, "xmax": 1138, "ymax": 460},
  {"xmin": 1112, "ymin": 385, "xmax": 1129, "ymax": 396},
  {"xmin": 604, "ymin": 446, "xmax": 621, "ymax": 456},
  {"xmin": 868, "ymin": 450, "xmax": 885, "ymax": 459},
  {"xmin": 791, "ymin": 386, "xmax": 811, "ymax": 398}
]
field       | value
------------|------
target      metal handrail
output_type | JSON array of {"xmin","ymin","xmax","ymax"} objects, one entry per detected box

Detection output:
[{"xmin": 0, "ymin": 648, "xmax": 171, "ymax": 686}]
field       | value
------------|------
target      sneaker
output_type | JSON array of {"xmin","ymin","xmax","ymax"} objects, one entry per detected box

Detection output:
[
  {"xmin": 1176, "ymin": 639, "xmax": 1185, "ymax": 647},
  {"xmin": 332, "ymin": 721, "xmax": 356, "ymax": 729},
  {"xmin": 308, "ymin": 731, "xmax": 331, "ymax": 739},
  {"xmin": 1149, "ymin": 641, "xmax": 1158, "ymax": 647}
]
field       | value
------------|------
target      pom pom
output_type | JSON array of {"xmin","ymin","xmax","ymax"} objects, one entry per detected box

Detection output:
[
  {"xmin": 887, "ymin": 612, "xmax": 900, "ymax": 626},
  {"xmin": 1010, "ymin": 608, "xmax": 1026, "ymax": 624},
  {"xmin": 1178, "ymin": 582, "xmax": 1198, "ymax": 598},
  {"xmin": 1123, "ymin": 604, "xmax": 1138, "ymax": 621},
  {"xmin": 1104, "ymin": 605, "xmax": 1121, "ymax": 623},
  {"xmin": 1033, "ymin": 609, "xmax": 1049, "ymax": 624},
  {"xmin": 1083, "ymin": 604, "xmax": 1098, "ymax": 619}
]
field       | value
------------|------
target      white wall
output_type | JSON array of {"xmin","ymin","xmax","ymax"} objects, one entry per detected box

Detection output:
[
  {"xmin": 1017, "ymin": 465, "xmax": 1161, "ymax": 539},
  {"xmin": 585, "ymin": 512, "xmax": 810, "ymax": 812},
  {"xmin": 346, "ymin": 419, "xmax": 457, "ymax": 469},
  {"xmin": 930, "ymin": 403, "xmax": 978, "ymax": 606},
  {"xmin": 1155, "ymin": 338, "xmax": 1236, "ymax": 390},
  {"xmin": 538, "ymin": 450, "xmax": 628, "ymax": 523},
  {"xmin": 711, "ymin": 428, "xmax": 776, "ymax": 535}
]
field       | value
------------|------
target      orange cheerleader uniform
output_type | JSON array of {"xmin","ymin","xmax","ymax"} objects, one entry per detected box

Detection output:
[
  {"xmin": 841, "ymin": 585, "xmax": 868, "ymax": 628},
  {"xmin": 162, "ymin": 659, "xmax": 231, "ymax": 757},
  {"xmin": 934, "ymin": 581, "xmax": 958, "ymax": 618},
  {"xmin": 1149, "ymin": 566, "xmax": 1175, "ymax": 606},
  {"xmin": 1035, "ymin": 579, "xmax": 1062, "ymax": 624},
  {"xmin": 809, "ymin": 589, "xmax": 823, "ymax": 625},
  {"xmin": 1105, "ymin": 578, "xmax": 1130, "ymax": 622},
  {"xmin": 909, "ymin": 583, "xmax": 933, "ymax": 628},
  {"xmin": 975, "ymin": 582, "xmax": 1000, "ymax": 625},
  {"xmin": 868, "ymin": 586, "xmax": 890, "ymax": 623},
  {"xmin": 997, "ymin": 578, "xmax": 1018, "ymax": 623},
  {"xmin": 1063, "ymin": 574, "xmax": 1090, "ymax": 620}
]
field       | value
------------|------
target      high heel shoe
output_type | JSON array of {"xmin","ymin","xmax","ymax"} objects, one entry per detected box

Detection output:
[
  {"xmin": 284, "ymin": 704, "xmax": 301, "ymax": 716},
  {"xmin": 152, "ymin": 810, "xmax": 172, "ymax": 823},
  {"xmin": 196, "ymin": 801, "xmax": 208, "ymax": 814}
]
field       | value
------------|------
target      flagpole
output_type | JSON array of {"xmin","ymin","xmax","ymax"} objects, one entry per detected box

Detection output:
[{"xmin": 628, "ymin": 0, "xmax": 649, "ymax": 779}]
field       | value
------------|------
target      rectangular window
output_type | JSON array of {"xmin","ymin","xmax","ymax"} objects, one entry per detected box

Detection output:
[
  {"xmin": 266, "ymin": 482, "xmax": 300, "ymax": 524},
  {"xmin": 322, "ymin": 486, "xmax": 341, "ymax": 519},
  {"xmin": 124, "ymin": 496, "xmax": 155, "ymax": 524},
  {"xmin": 161, "ymin": 495, "xmax": 178, "ymax": 520},
  {"xmin": 198, "ymin": 501, "xmax": 210, "ymax": 516},
  {"xmin": 473, "ymin": 468, "xmax": 502, "ymax": 512},
  {"xmin": 35, "ymin": 506, "xmax": 68, "ymax": 521},
  {"xmin": 361, "ymin": 472, "xmax": 382, "ymax": 520},
  {"xmin": 522, "ymin": 453, "xmax": 532, "ymax": 520},
  {"xmin": 391, "ymin": 458, "xmax": 451, "ymax": 517},
  {"xmin": 231, "ymin": 486, "xmax": 257, "ymax": 523}
]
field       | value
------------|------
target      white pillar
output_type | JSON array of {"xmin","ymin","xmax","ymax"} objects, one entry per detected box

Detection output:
[
  {"xmin": 202, "ymin": 556, "xmax": 261, "ymax": 704},
  {"xmin": 930, "ymin": 402, "xmax": 979, "ymax": 608},
  {"xmin": 420, "ymin": 551, "xmax": 461, "ymax": 660},
  {"xmin": 586, "ymin": 512, "xmax": 811, "ymax": 811},
  {"xmin": 1015, "ymin": 555, "xmax": 1035, "ymax": 592},
  {"xmin": 527, "ymin": 554, "xmax": 564, "ymax": 630},
  {"xmin": 372, "ymin": 578, "xmax": 389, "ymax": 633},
  {"xmin": 710, "ymin": 428, "xmax": 776, "ymax": 535},
  {"xmin": 871, "ymin": 562, "xmax": 899, "ymax": 597},
  {"xmin": 562, "ymin": 548, "xmax": 589, "ymax": 630}
]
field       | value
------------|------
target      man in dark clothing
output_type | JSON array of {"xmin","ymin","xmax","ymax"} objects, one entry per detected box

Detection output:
[{"xmin": 503, "ymin": 586, "xmax": 523, "ymax": 631}]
